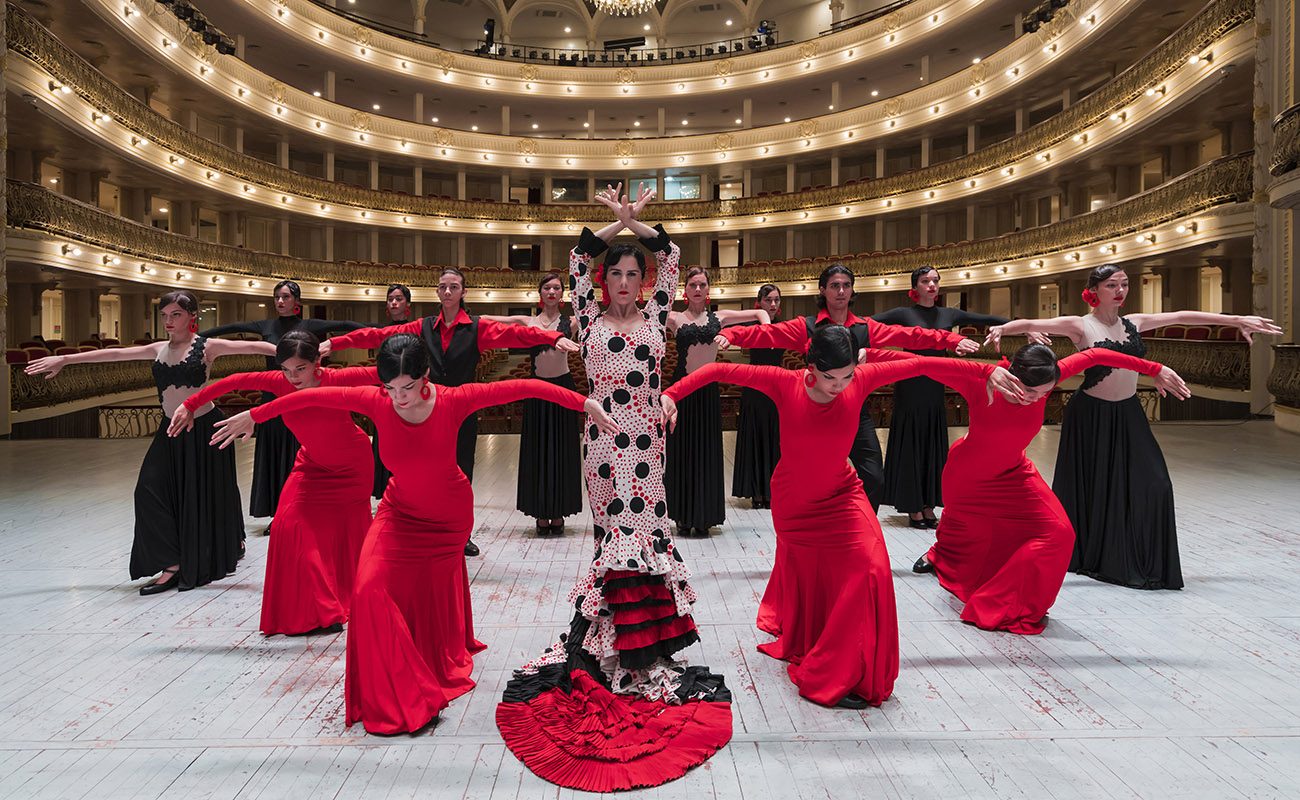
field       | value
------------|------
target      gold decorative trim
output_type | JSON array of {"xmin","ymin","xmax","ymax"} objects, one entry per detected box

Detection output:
[
  {"xmin": 1270, "ymin": 102, "xmax": 1299, "ymax": 176},
  {"xmin": 1269, "ymin": 344, "xmax": 1300, "ymax": 407}
]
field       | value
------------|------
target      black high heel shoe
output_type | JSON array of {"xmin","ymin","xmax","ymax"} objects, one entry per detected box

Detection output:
[
  {"xmin": 140, "ymin": 567, "xmax": 180, "ymax": 596},
  {"xmin": 923, "ymin": 517, "xmax": 939, "ymax": 529},
  {"xmin": 834, "ymin": 693, "xmax": 870, "ymax": 710},
  {"xmin": 907, "ymin": 516, "xmax": 929, "ymax": 529},
  {"xmin": 912, "ymin": 555, "xmax": 935, "ymax": 574},
  {"xmin": 463, "ymin": 539, "xmax": 481, "ymax": 557}
]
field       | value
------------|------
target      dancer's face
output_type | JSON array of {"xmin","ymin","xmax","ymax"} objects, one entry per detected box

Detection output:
[
  {"xmin": 280, "ymin": 356, "xmax": 319, "ymax": 390},
  {"xmin": 915, "ymin": 270, "xmax": 939, "ymax": 303},
  {"xmin": 758, "ymin": 289, "xmax": 781, "ymax": 318},
  {"xmin": 1094, "ymin": 270, "xmax": 1129, "ymax": 308},
  {"xmin": 809, "ymin": 363, "xmax": 855, "ymax": 399},
  {"xmin": 159, "ymin": 303, "xmax": 194, "ymax": 337},
  {"xmin": 820, "ymin": 274, "xmax": 854, "ymax": 313},
  {"xmin": 438, "ymin": 274, "xmax": 465, "ymax": 309},
  {"xmin": 273, "ymin": 287, "xmax": 298, "ymax": 316},
  {"xmin": 539, "ymin": 278, "xmax": 563, "ymax": 310},
  {"xmin": 683, "ymin": 273, "xmax": 709, "ymax": 307},
  {"xmin": 605, "ymin": 255, "xmax": 643, "ymax": 304},
  {"xmin": 1016, "ymin": 381, "xmax": 1056, "ymax": 405},
  {"xmin": 384, "ymin": 371, "xmax": 430, "ymax": 410},
  {"xmin": 387, "ymin": 288, "xmax": 410, "ymax": 321}
]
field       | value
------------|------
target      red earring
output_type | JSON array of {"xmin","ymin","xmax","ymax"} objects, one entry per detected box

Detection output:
[
  {"xmin": 293, "ymin": 303, "xmax": 302, "ymax": 315},
  {"xmin": 419, "ymin": 382, "xmax": 432, "ymax": 400},
  {"xmin": 803, "ymin": 370, "xmax": 817, "ymax": 388},
  {"xmin": 908, "ymin": 289, "xmax": 921, "ymax": 303},
  {"xmin": 189, "ymin": 320, "xmax": 198, "ymax": 333},
  {"xmin": 1081, "ymin": 289, "xmax": 1100, "ymax": 308}
]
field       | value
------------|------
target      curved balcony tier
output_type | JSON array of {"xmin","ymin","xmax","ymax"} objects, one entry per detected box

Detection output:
[
  {"xmin": 63, "ymin": 0, "xmax": 1162, "ymax": 164},
  {"xmin": 1268, "ymin": 102, "xmax": 1300, "ymax": 209},
  {"xmin": 8, "ymin": 0, "xmax": 1255, "ymax": 238},
  {"xmin": 5, "ymin": 152, "xmax": 1254, "ymax": 304}
]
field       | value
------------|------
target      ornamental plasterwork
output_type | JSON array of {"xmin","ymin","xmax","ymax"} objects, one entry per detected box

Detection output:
[
  {"xmin": 615, "ymin": 68, "xmax": 635, "ymax": 85},
  {"xmin": 352, "ymin": 25, "xmax": 373, "ymax": 49},
  {"xmin": 882, "ymin": 13, "xmax": 902, "ymax": 33},
  {"xmin": 883, "ymin": 98, "xmax": 904, "ymax": 118},
  {"xmin": 714, "ymin": 60, "xmax": 732, "ymax": 77},
  {"xmin": 519, "ymin": 64, "xmax": 538, "ymax": 82},
  {"xmin": 614, "ymin": 139, "xmax": 636, "ymax": 157},
  {"xmin": 268, "ymin": 80, "xmax": 287, "ymax": 104},
  {"xmin": 516, "ymin": 138, "xmax": 538, "ymax": 155},
  {"xmin": 796, "ymin": 120, "xmax": 817, "ymax": 138},
  {"xmin": 714, "ymin": 133, "xmax": 733, "ymax": 152},
  {"xmin": 433, "ymin": 128, "xmax": 453, "ymax": 146},
  {"xmin": 798, "ymin": 42, "xmax": 818, "ymax": 60},
  {"xmin": 350, "ymin": 111, "xmax": 372, "ymax": 131},
  {"xmin": 969, "ymin": 62, "xmax": 988, "ymax": 87}
]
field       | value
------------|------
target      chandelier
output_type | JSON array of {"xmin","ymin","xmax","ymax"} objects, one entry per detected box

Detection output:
[{"xmin": 591, "ymin": 0, "xmax": 656, "ymax": 18}]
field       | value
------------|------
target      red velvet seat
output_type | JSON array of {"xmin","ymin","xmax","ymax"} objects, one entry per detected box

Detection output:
[
  {"xmin": 1183, "ymin": 325, "xmax": 1211, "ymax": 340},
  {"xmin": 1158, "ymin": 325, "xmax": 1187, "ymax": 339},
  {"xmin": 24, "ymin": 347, "xmax": 50, "ymax": 360},
  {"xmin": 1214, "ymin": 326, "xmax": 1243, "ymax": 341},
  {"xmin": 54, "ymin": 347, "xmax": 79, "ymax": 356},
  {"xmin": 5, "ymin": 349, "xmax": 28, "ymax": 365}
]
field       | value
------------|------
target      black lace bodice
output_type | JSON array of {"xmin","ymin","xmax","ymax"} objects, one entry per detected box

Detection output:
[
  {"xmin": 1079, "ymin": 317, "xmax": 1147, "ymax": 391},
  {"xmin": 527, "ymin": 316, "xmax": 572, "ymax": 359},
  {"xmin": 673, "ymin": 311, "xmax": 722, "ymax": 379},
  {"xmin": 152, "ymin": 337, "xmax": 208, "ymax": 402}
]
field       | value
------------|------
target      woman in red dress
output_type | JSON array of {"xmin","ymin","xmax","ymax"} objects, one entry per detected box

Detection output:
[
  {"xmin": 211, "ymin": 334, "xmax": 616, "ymax": 735},
  {"xmin": 169, "ymin": 330, "xmax": 377, "ymax": 636},
  {"xmin": 663, "ymin": 327, "xmax": 955, "ymax": 709},
  {"xmin": 910, "ymin": 344, "xmax": 1189, "ymax": 634}
]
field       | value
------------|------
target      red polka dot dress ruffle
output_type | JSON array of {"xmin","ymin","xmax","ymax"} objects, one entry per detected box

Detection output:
[{"xmin": 496, "ymin": 226, "xmax": 732, "ymax": 792}]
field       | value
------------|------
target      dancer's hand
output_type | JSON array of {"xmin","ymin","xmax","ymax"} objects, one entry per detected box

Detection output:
[
  {"xmin": 167, "ymin": 406, "xmax": 195, "ymax": 437},
  {"xmin": 660, "ymin": 394, "xmax": 678, "ymax": 432},
  {"xmin": 554, "ymin": 337, "xmax": 580, "ymax": 353},
  {"xmin": 954, "ymin": 338, "xmax": 980, "ymax": 356},
  {"xmin": 24, "ymin": 355, "xmax": 65, "ymax": 379},
  {"xmin": 1153, "ymin": 366, "xmax": 1190, "ymax": 399},
  {"xmin": 983, "ymin": 325, "xmax": 1005, "ymax": 350},
  {"xmin": 210, "ymin": 410, "xmax": 256, "ymax": 449},
  {"xmin": 1234, "ymin": 315, "xmax": 1283, "ymax": 343},
  {"xmin": 713, "ymin": 334, "xmax": 731, "ymax": 350},
  {"xmin": 318, "ymin": 339, "xmax": 333, "ymax": 358},
  {"xmin": 987, "ymin": 366, "xmax": 1027, "ymax": 405},
  {"xmin": 1026, "ymin": 331, "xmax": 1052, "ymax": 346},
  {"xmin": 594, "ymin": 182, "xmax": 627, "ymax": 220},
  {"xmin": 629, "ymin": 182, "xmax": 656, "ymax": 218},
  {"xmin": 584, "ymin": 398, "xmax": 620, "ymax": 436},
  {"xmin": 858, "ymin": 348, "xmax": 869, "ymax": 364}
]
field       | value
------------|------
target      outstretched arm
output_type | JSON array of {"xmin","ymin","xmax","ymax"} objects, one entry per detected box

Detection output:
[
  {"xmin": 662, "ymin": 362, "xmax": 787, "ymax": 432},
  {"xmin": 212, "ymin": 386, "xmax": 380, "ymax": 449},
  {"xmin": 171, "ymin": 371, "xmax": 287, "ymax": 437},
  {"xmin": 1058, "ymin": 350, "xmax": 1189, "ymax": 398},
  {"xmin": 325, "ymin": 319, "xmax": 424, "ymax": 352},
  {"xmin": 715, "ymin": 309, "xmax": 771, "ymax": 327},
  {"xmin": 718, "ymin": 318, "xmax": 809, "ymax": 351},
  {"xmin": 986, "ymin": 316, "xmax": 1086, "ymax": 349},
  {"xmin": 323, "ymin": 366, "xmax": 383, "ymax": 387},
  {"xmin": 867, "ymin": 319, "xmax": 971, "ymax": 353},
  {"xmin": 477, "ymin": 319, "xmax": 565, "ymax": 351},
  {"xmin": 1127, "ymin": 312, "xmax": 1282, "ymax": 343},
  {"xmin": 204, "ymin": 338, "xmax": 277, "ymax": 360},
  {"xmin": 638, "ymin": 228, "xmax": 682, "ymax": 327},
  {"xmin": 455, "ymin": 380, "xmax": 618, "ymax": 434},
  {"xmin": 24, "ymin": 342, "xmax": 161, "ymax": 379},
  {"xmin": 199, "ymin": 321, "xmax": 262, "ymax": 338}
]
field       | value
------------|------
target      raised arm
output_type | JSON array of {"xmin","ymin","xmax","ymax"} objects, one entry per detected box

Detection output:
[
  {"xmin": 454, "ymin": 379, "xmax": 619, "ymax": 435},
  {"xmin": 183, "ymin": 371, "xmax": 287, "ymax": 413},
  {"xmin": 476, "ymin": 318, "xmax": 563, "ymax": 351},
  {"xmin": 1058, "ymin": 350, "xmax": 1162, "ymax": 380},
  {"xmin": 325, "ymin": 319, "xmax": 424, "ymax": 352},
  {"xmin": 715, "ymin": 308, "xmax": 771, "ymax": 327},
  {"xmin": 1127, "ymin": 311, "xmax": 1282, "ymax": 343},
  {"xmin": 204, "ymin": 338, "xmax": 277, "ymax": 360},
  {"xmin": 250, "ymin": 386, "xmax": 379, "ymax": 423},
  {"xmin": 304, "ymin": 319, "xmax": 368, "ymax": 336},
  {"xmin": 665, "ymin": 362, "xmax": 786, "ymax": 403},
  {"xmin": 949, "ymin": 309, "xmax": 1009, "ymax": 328},
  {"xmin": 199, "ymin": 320, "xmax": 262, "ymax": 338},
  {"xmin": 24, "ymin": 342, "xmax": 161, "ymax": 379},
  {"xmin": 870, "ymin": 307, "xmax": 913, "ymax": 326},
  {"xmin": 323, "ymin": 365, "xmax": 382, "ymax": 387},
  {"xmin": 637, "ymin": 226, "xmax": 682, "ymax": 326},
  {"xmin": 986, "ymin": 316, "xmax": 1086, "ymax": 349},
  {"xmin": 569, "ymin": 227, "xmax": 610, "ymax": 340},
  {"xmin": 867, "ymin": 319, "xmax": 968, "ymax": 352},
  {"xmin": 719, "ymin": 318, "xmax": 810, "ymax": 351},
  {"xmin": 479, "ymin": 314, "xmax": 535, "ymax": 326}
]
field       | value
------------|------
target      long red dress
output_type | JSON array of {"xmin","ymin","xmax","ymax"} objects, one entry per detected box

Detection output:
[
  {"xmin": 914, "ymin": 350, "xmax": 1167, "ymax": 634},
  {"xmin": 250, "ymin": 379, "xmax": 591, "ymax": 735},
  {"xmin": 184, "ymin": 367, "xmax": 378, "ymax": 635},
  {"xmin": 664, "ymin": 350, "xmax": 930, "ymax": 707}
]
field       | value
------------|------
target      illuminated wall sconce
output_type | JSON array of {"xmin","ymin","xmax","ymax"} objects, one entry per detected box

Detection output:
[{"xmin": 1175, "ymin": 221, "xmax": 1198, "ymax": 233}]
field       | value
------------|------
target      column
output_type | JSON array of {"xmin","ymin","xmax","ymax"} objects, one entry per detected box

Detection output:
[
  {"xmin": 456, "ymin": 171, "xmax": 467, "ymax": 200},
  {"xmin": 324, "ymin": 152, "xmax": 336, "ymax": 181},
  {"xmin": 656, "ymin": 107, "xmax": 664, "ymax": 136},
  {"xmin": 456, "ymin": 235, "xmax": 467, "ymax": 267},
  {"xmin": 413, "ymin": 92, "xmax": 424, "ymax": 124},
  {"xmin": 742, "ymin": 97, "xmax": 752, "ymax": 127},
  {"xmin": 830, "ymin": 156, "xmax": 840, "ymax": 186},
  {"xmin": 369, "ymin": 230, "xmax": 380, "ymax": 262},
  {"xmin": 875, "ymin": 147, "xmax": 886, "ymax": 178},
  {"xmin": 501, "ymin": 105, "xmax": 510, "ymax": 136},
  {"xmin": 785, "ymin": 163, "xmax": 796, "ymax": 193},
  {"xmin": 369, "ymin": 159, "xmax": 380, "ymax": 190},
  {"xmin": 589, "ymin": 109, "xmax": 597, "ymax": 139},
  {"xmin": 413, "ymin": 165, "xmax": 424, "ymax": 195}
]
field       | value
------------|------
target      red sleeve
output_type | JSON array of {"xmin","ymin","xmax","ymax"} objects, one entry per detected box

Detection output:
[
  {"xmin": 250, "ymin": 386, "xmax": 381, "ymax": 423},
  {"xmin": 665, "ymin": 362, "xmax": 787, "ymax": 403},
  {"xmin": 183, "ymin": 371, "xmax": 288, "ymax": 412},
  {"xmin": 1058, "ymin": 350, "xmax": 1163, "ymax": 381},
  {"xmin": 867, "ymin": 319, "xmax": 966, "ymax": 350},
  {"xmin": 453, "ymin": 379, "xmax": 587, "ymax": 418},
  {"xmin": 859, "ymin": 348, "xmax": 922, "ymax": 364},
  {"xmin": 328, "ymin": 319, "xmax": 424, "ymax": 351},
  {"xmin": 720, "ymin": 318, "xmax": 810, "ymax": 351},
  {"xmin": 322, "ymin": 366, "xmax": 382, "ymax": 388},
  {"xmin": 476, "ymin": 319, "xmax": 563, "ymax": 351}
]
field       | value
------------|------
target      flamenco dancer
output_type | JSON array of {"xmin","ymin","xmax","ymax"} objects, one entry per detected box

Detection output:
[
  {"xmin": 490, "ymin": 273, "xmax": 584, "ymax": 535},
  {"xmin": 496, "ymin": 185, "xmax": 733, "ymax": 792},
  {"xmin": 872, "ymin": 267, "xmax": 1012, "ymax": 529},
  {"xmin": 370, "ymin": 283, "xmax": 415, "ymax": 498},
  {"xmin": 212, "ymin": 334, "xmax": 615, "ymax": 734},
  {"xmin": 665, "ymin": 267, "xmax": 770, "ymax": 537},
  {"xmin": 26, "ymin": 290, "xmax": 271, "ymax": 594},
  {"xmin": 717, "ymin": 263, "xmax": 980, "ymax": 509},
  {"xmin": 168, "ymin": 330, "xmax": 376, "ymax": 635},
  {"xmin": 910, "ymin": 344, "xmax": 1189, "ymax": 633},
  {"xmin": 202, "ymin": 279, "xmax": 366, "ymax": 529},
  {"xmin": 731, "ymin": 284, "xmax": 785, "ymax": 509},
  {"xmin": 986, "ymin": 264, "xmax": 1281, "ymax": 589},
  {"xmin": 320, "ymin": 268, "xmax": 579, "ymax": 556}
]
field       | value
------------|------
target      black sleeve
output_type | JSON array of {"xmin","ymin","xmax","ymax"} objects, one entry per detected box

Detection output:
[
  {"xmin": 576, "ymin": 228, "xmax": 609, "ymax": 258},
  {"xmin": 871, "ymin": 307, "xmax": 916, "ymax": 326},
  {"xmin": 305, "ymin": 319, "xmax": 368, "ymax": 335},
  {"xmin": 638, "ymin": 224, "xmax": 672, "ymax": 253},
  {"xmin": 946, "ymin": 308, "xmax": 1008, "ymax": 328},
  {"xmin": 199, "ymin": 320, "xmax": 263, "ymax": 338}
]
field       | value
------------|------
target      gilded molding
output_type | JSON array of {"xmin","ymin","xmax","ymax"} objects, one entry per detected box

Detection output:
[
  {"xmin": 1143, "ymin": 338, "xmax": 1251, "ymax": 390},
  {"xmin": 5, "ymin": 0, "xmax": 1256, "ymax": 228},
  {"xmin": 1268, "ymin": 344, "xmax": 1300, "ymax": 408},
  {"xmin": 1270, "ymin": 102, "xmax": 1300, "ymax": 176},
  {"xmin": 5, "ymin": 153, "xmax": 1253, "ymax": 291}
]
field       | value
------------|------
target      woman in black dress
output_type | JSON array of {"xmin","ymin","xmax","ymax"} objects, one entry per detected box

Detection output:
[
  {"xmin": 26, "ymin": 290, "xmax": 273, "ymax": 594},
  {"xmin": 492, "ymin": 273, "xmax": 584, "ymax": 535},
  {"xmin": 986, "ymin": 264, "xmax": 1281, "ymax": 589},
  {"xmin": 320, "ymin": 268, "xmax": 579, "ymax": 556},
  {"xmin": 731, "ymin": 284, "xmax": 784, "ymax": 509},
  {"xmin": 202, "ymin": 279, "xmax": 366, "ymax": 527},
  {"xmin": 370, "ymin": 283, "xmax": 415, "ymax": 499},
  {"xmin": 872, "ymin": 267, "xmax": 1009, "ymax": 528},
  {"xmin": 665, "ymin": 267, "xmax": 770, "ymax": 537}
]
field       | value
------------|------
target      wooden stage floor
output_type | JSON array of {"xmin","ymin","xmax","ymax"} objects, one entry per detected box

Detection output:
[{"xmin": 1, "ymin": 422, "xmax": 1298, "ymax": 799}]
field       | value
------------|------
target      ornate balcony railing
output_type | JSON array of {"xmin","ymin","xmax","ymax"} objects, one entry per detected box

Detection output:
[
  {"xmin": 6, "ymin": 152, "xmax": 1253, "ymax": 291},
  {"xmin": 1270, "ymin": 102, "xmax": 1300, "ymax": 177},
  {"xmin": 7, "ymin": 0, "xmax": 1252, "ymax": 225},
  {"xmin": 985, "ymin": 334, "xmax": 1250, "ymax": 392},
  {"xmin": 1268, "ymin": 345, "xmax": 1300, "ymax": 409},
  {"xmin": 9, "ymin": 355, "xmax": 266, "ymax": 411}
]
